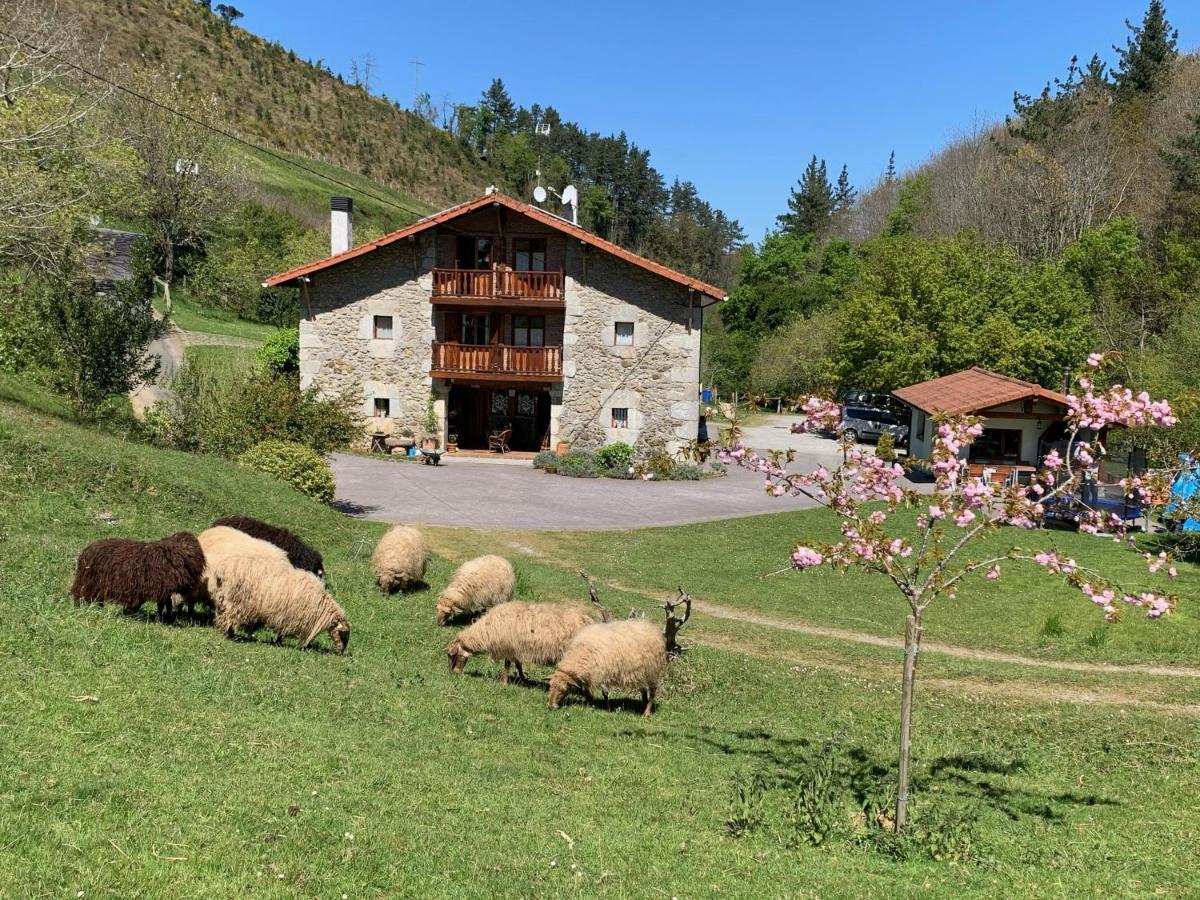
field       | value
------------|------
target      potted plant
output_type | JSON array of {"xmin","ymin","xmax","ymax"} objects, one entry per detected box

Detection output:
[
  {"xmin": 396, "ymin": 427, "xmax": 415, "ymax": 450},
  {"xmin": 555, "ymin": 440, "xmax": 571, "ymax": 456},
  {"xmin": 447, "ymin": 433, "xmax": 458, "ymax": 452}
]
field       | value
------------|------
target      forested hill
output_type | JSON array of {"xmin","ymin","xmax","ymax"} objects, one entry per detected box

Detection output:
[
  {"xmin": 59, "ymin": 0, "xmax": 492, "ymax": 209},
  {"xmin": 709, "ymin": 1, "xmax": 1200, "ymax": 463},
  {"xmin": 58, "ymin": 0, "xmax": 742, "ymax": 286}
]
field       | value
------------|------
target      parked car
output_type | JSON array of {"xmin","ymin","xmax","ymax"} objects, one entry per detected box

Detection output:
[
  {"xmin": 839, "ymin": 388, "xmax": 905, "ymax": 416},
  {"xmin": 841, "ymin": 405, "xmax": 909, "ymax": 447}
]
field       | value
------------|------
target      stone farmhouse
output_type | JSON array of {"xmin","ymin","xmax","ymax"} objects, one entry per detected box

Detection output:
[{"xmin": 266, "ymin": 190, "xmax": 725, "ymax": 454}]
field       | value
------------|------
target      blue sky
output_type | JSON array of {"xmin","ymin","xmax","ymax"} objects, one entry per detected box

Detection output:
[{"xmin": 242, "ymin": 1, "xmax": 1199, "ymax": 240}]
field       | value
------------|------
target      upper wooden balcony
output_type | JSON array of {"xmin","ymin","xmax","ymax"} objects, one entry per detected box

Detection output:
[
  {"xmin": 431, "ymin": 268, "xmax": 565, "ymax": 307},
  {"xmin": 430, "ymin": 341, "xmax": 563, "ymax": 383}
]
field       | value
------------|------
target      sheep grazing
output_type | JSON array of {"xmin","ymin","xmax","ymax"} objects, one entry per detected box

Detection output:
[
  {"xmin": 446, "ymin": 601, "xmax": 597, "ymax": 683},
  {"xmin": 373, "ymin": 525, "xmax": 428, "ymax": 593},
  {"xmin": 70, "ymin": 532, "xmax": 206, "ymax": 623},
  {"xmin": 547, "ymin": 619, "xmax": 668, "ymax": 718},
  {"xmin": 211, "ymin": 515, "xmax": 324, "ymax": 578},
  {"xmin": 211, "ymin": 555, "xmax": 350, "ymax": 652},
  {"xmin": 435, "ymin": 554, "xmax": 515, "ymax": 625},
  {"xmin": 196, "ymin": 525, "xmax": 290, "ymax": 611}
]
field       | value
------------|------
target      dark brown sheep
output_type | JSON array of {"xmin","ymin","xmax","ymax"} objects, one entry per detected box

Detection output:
[
  {"xmin": 211, "ymin": 515, "xmax": 324, "ymax": 579},
  {"xmin": 70, "ymin": 532, "xmax": 206, "ymax": 623}
]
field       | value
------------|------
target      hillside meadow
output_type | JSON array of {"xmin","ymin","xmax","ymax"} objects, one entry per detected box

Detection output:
[{"xmin": 1, "ymin": 390, "xmax": 1199, "ymax": 896}]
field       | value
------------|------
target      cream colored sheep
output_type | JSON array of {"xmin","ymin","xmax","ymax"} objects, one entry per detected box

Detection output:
[
  {"xmin": 435, "ymin": 555, "xmax": 514, "ymax": 625},
  {"xmin": 211, "ymin": 555, "xmax": 349, "ymax": 652},
  {"xmin": 373, "ymin": 525, "xmax": 427, "ymax": 593},
  {"xmin": 547, "ymin": 619, "xmax": 667, "ymax": 717},
  {"xmin": 446, "ymin": 601, "xmax": 597, "ymax": 683},
  {"xmin": 196, "ymin": 525, "xmax": 290, "ymax": 603}
]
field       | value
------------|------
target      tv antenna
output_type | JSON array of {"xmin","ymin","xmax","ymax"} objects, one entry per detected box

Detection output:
[
  {"xmin": 409, "ymin": 58, "xmax": 424, "ymax": 101},
  {"xmin": 534, "ymin": 122, "xmax": 551, "ymax": 136}
]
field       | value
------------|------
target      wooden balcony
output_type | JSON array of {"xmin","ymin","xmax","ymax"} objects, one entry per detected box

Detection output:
[
  {"xmin": 431, "ymin": 268, "xmax": 565, "ymax": 307},
  {"xmin": 431, "ymin": 341, "xmax": 563, "ymax": 383}
]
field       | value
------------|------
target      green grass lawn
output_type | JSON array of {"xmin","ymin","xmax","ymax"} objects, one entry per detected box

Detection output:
[
  {"xmin": 428, "ymin": 508, "xmax": 1200, "ymax": 667},
  {"xmin": 183, "ymin": 343, "xmax": 260, "ymax": 374},
  {"xmin": 153, "ymin": 290, "xmax": 279, "ymax": 345},
  {"xmin": 3, "ymin": 386, "xmax": 1200, "ymax": 896}
]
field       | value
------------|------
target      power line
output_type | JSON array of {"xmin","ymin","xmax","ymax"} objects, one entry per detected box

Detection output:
[{"xmin": 0, "ymin": 27, "xmax": 433, "ymax": 222}]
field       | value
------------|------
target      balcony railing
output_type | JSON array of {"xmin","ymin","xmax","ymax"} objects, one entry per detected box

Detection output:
[
  {"xmin": 432, "ymin": 268, "xmax": 564, "ymax": 302},
  {"xmin": 431, "ymin": 341, "xmax": 563, "ymax": 379}
]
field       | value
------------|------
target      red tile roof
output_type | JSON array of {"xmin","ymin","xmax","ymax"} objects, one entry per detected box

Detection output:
[
  {"xmin": 263, "ymin": 191, "xmax": 727, "ymax": 301},
  {"xmin": 891, "ymin": 368, "xmax": 1069, "ymax": 416}
]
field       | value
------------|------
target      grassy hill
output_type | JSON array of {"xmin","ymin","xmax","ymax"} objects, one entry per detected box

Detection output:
[
  {"xmin": 3, "ymin": 380, "xmax": 1200, "ymax": 895},
  {"xmin": 60, "ymin": 0, "xmax": 490, "ymax": 218}
]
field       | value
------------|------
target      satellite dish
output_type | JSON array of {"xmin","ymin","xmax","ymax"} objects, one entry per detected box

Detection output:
[
  {"xmin": 561, "ymin": 184, "xmax": 578, "ymax": 207},
  {"xmin": 533, "ymin": 185, "xmax": 547, "ymax": 204}
]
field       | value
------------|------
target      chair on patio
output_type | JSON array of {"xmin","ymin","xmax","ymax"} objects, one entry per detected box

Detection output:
[{"xmin": 488, "ymin": 427, "xmax": 512, "ymax": 454}]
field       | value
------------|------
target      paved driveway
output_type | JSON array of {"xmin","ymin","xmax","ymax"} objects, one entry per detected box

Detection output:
[
  {"xmin": 329, "ymin": 415, "xmax": 889, "ymax": 530},
  {"xmin": 330, "ymin": 452, "xmax": 827, "ymax": 530}
]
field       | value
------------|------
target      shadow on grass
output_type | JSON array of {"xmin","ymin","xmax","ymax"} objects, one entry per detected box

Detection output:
[
  {"xmin": 458, "ymin": 667, "xmax": 654, "ymax": 716},
  {"xmin": 682, "ymin": 725, "xmax": 1116, "ymax": 824}
]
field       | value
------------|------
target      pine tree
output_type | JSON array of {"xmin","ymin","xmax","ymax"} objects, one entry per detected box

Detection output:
[
  {"xmin": 777, "ymin": 155, "xmax": 835, "ymax": 240},
  {"xmin": 834, "ymin": 164, "xmax": 856, "ymax": 212},
  {"xmin": 482, "ymin": 79, "xmax": 516, "ymax": 133},
  {"xmin": 1113, "ymin": 1, "xmax": 1178, "ymax": 98},
  {"xmin": 884, "ymin": 151, "xmax": 897, "ymax": 185}
]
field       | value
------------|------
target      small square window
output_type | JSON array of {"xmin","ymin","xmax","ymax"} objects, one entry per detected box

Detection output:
[
  {"xmin": 614, "ymin": 321, "xmax": 634, "ymax": 346},
  {"xmin": 373, "ymin": 398, "xmax": 391, "ymax": 418},
  {"xmin": 373, "ymin": 315, "xmax": 394, "ymax": 339},
  {"xmin": 611, "ymin": 407, "xmax": 629, "ymax": 429}
]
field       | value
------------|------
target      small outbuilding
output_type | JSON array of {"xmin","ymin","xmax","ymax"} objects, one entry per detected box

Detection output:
[{"xmin": 892, "ymin": 368, "xmax": 1070, "ymax": 473}]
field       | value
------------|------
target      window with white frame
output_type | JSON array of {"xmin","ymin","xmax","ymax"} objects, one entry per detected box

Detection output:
[
  {"xmin": 374, "ymin": 397, "xmax": 391, "ymax": 418},
  {"xmin": 373, "ymin": 315, "xmax": 394, "ymax": 339},
  {"xmin": 614, "ymin": 321, "xmax": 634, "ymax": 346},
  {"xmin": 611, "ymin": 407, "xmax": 629, "ymax": 429}
]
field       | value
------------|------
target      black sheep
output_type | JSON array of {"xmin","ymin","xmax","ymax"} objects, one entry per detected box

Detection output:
[
  {"xmin": 211, "ymin": 515, "xmax": 324, "ymax": 578},
  {"xmin": 70, "ymin": 533, "xmax": 206, "ymax": 623}
]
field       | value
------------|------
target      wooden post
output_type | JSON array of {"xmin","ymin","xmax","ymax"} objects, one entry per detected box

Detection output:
[
  {"xmin": 896, "ymin": 612, "xmax": 921, "ymax": 830},
  {"xmin": 300, "ymin": 278, "xmax": 314, "ymax": 321}
]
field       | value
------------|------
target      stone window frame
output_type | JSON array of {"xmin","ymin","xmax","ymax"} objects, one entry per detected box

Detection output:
[
  {"xmin": 373, "ymin": 397, "xmax": 391, "ymax": 418},
  {"xmin": 614, "ymin": 321, "xmax": 635, "ymax": 346},
  {"xmin": 373, "ymin": 315, "xmax": 394, "ymax": 339}
]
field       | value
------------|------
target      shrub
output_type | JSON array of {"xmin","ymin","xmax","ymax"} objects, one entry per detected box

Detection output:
[
  {"xmin": 706, "ymin": 459, "xmax": 728, "ymax": 477},
  {"xmin": 151, "ymin": 358, "xmax": 355, "ymax": 458},
  {"xmin": 238, "ymin": 440, "xmax": 335, "ymax": 503},
  {"xmin": 672, "ymin": 462, "xmax": 702, "ymax": 481},
  {"xmin": 875, "ymin": 431, "xmax": 896, "ymax": 462},
  {"xmin": 595, "ymin": 441, "xmax": 635, "ymax": 471},
  {"xmin": 532, "ymin": 450, "xmax": 557, "ymax": 470},
  {"xmin": 256, "ymin": 327, "xmax": 299, "ymax": 374},
  {"xmin": 726, "ymin": 770, "xmax": 767, "ymax": 838},
  {"xmin": 602, "ymin": 464, "xmax": 635, "ymax": 480},
  {"xmin": 557, "ymin": 450, "xmax": 598, "ymax": 478}
]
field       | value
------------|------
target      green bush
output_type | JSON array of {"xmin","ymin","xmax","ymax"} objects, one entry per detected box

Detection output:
[
  {"xmin": 595, "ymin": 441, "xmax": 635, "ymax": 472},
  {"xmin": 238, "ymin": 439, "xmax": 335, "ymax": 503},
  {"xmin": 532, "ymin": 450, "xmax": 557, "ymax": 470},
  {"xmin": 256, "ymin": 327, "xmax": 299, "ymax": 374},
  {"xmin": 875, "ymin": 432, "xmax": 896, "ymax": 462},
  {"xmin": 672, "ymin": 462, "xmax": 702, "ymax": 481},
  {"xmin": 557, "ymin": 450, "xmax": 598, "ymax": 478},
  {"xmin": 602, "ymin": 465, "xmax": 635, "ymax": 480},
  {"xmin": 149, "ymin": 357, "xmax": 355, "ymax": 458}
]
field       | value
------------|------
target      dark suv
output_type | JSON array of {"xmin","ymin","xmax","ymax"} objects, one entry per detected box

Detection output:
[{"xmin": 840, "ymin": 405, "xmax": 909, "ymax": 447}]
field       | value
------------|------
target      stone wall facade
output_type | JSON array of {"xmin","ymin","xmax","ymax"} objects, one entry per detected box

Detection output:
[
  {"xmin": 558, "ymin": 243, "xmax": 700, "ymax": 454},
  {"xmin": 299, "ymin": 234, "xmax": 436, "ymax": 432},
  {"xmin": 300, "ymin": 220, "xmax": 702, "ymax": 454}
]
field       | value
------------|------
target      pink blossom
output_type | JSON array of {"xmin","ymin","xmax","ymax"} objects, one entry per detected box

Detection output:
[
  {"xmin": 986, "ymin": 566, "xmax": 1000, "ymax": 580},
  {"xmin": 1086, "ymin": 352, "xmax": 1104, "ymax": 368},
  {"xmin": 953, "ymin": 510, "xmax": 976, "ymax": 527},
  {"xmin": 928, "ymin": 505, "xmax": 945, "ymax": 520},
  {"xmin": 791, "ymin": 546, "xmax": 824, "ymax": 569}
]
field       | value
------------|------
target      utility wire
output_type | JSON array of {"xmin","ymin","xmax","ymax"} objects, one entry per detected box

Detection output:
[{"xmin": 0, "ymin": 27, "xmax": 433, "ymax": 222}]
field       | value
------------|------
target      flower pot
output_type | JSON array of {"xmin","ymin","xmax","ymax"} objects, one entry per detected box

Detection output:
[{"xmin": 555, "ymin": 441, "xmax": 571, "ymax": 456}]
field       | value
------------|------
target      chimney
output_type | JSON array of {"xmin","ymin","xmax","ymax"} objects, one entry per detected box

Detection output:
[{"xmin": 330, "ymin": 196, "xmax": 353, "ymax": 256}]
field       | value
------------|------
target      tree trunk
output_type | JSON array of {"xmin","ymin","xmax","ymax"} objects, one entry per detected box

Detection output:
[{"xmin": 896, "ymin": 612, "xmax": 922, "ymax": 830}]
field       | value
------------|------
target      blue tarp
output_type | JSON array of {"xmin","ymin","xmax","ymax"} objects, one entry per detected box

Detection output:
[{"xmin": 1167, "ymin": 454, "xmax": 1200, "ymax": 532}]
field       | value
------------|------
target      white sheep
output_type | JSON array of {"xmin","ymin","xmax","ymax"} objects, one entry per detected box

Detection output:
[
  {"xmin": 373, "ymin": 525, "xmax": 428, "ymax": 593},
  {"xmin": 547, "ymin": 619, "xmax": 667, "ymax": 717},
  {"xmin": 211, "ymin": 555, "xmax": 350, "ymax": 652},
  {"xmin": 446, "ymin": 601, "xmax": 597, "ymax": 683},
  {"xmin": 196, "ymin": 525, "xmax": 290, "ymax": 603},
  {"xmin": 435, "ymin": 555, "xmax": 514, "ymax": 625}
]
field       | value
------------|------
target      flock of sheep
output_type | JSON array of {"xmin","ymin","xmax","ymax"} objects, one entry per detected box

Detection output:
[{"xmin": 70, "ymin": 517, "xmax": 678, "ymax": 716}]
